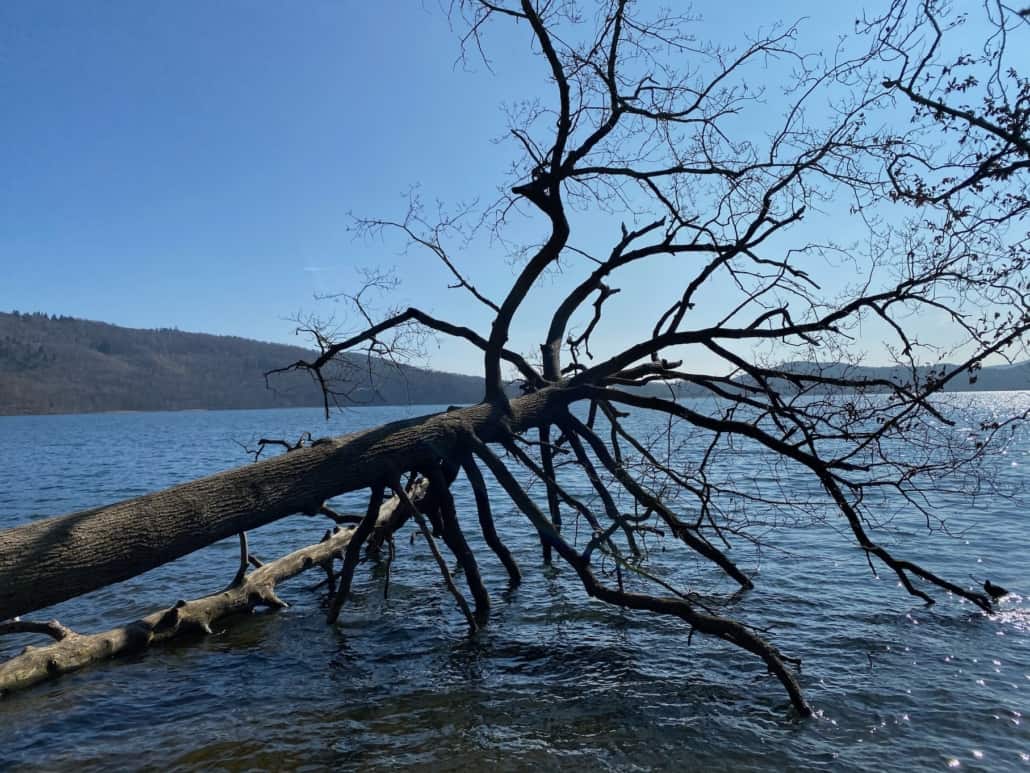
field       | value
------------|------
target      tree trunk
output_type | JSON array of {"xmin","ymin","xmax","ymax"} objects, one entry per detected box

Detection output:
[{"xmin": 0, "ymin": 388, "xmax": 572, "ymax": 622}]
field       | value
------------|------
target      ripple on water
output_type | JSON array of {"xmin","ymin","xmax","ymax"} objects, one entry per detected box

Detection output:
[{"xmin": 1, "ymin": 402, "xmax": 1029, "ymax": 771}]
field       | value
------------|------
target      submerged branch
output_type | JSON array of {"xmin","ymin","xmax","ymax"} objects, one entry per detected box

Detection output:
[
  {"xmin": 469, "ymin": 432, "xmax": 812, "ymax": 716},
  {"xmin": 0, "ymin": 482, "xmax": 427, "ymax": 696}
]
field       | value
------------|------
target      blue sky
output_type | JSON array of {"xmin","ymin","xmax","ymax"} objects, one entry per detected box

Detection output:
[{"xmin": 1, "ymin": 1, "xmax": 951, "ymax": 376}]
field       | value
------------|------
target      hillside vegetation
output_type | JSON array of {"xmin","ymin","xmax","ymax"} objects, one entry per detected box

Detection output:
[
  {"xmin": 721, "ymin": 360, "xmax": 1030, "ymax": 397},
  {"xmin": 0, "ymin": 311, "xmax": 484, "ymax": 415},
  {"xmin": 1, "ymin": 312, "xmax": 1026, "ymax": 416}
]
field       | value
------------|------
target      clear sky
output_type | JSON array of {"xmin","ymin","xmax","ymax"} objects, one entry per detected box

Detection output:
[{"xmin": 0, "ymin": 1, "xmax": 949, "ymax": 376}]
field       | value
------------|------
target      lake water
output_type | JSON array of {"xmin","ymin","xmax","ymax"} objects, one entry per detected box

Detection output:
[{"xmin": 0, "ymin": 397, "xmax": 1028, "ymax": 771}]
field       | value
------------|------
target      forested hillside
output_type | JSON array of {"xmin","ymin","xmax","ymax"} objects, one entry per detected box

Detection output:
[
  {"xmin": 721, "ymin": 360, "xmax": 1030, "ymax": 396},
  {"xmin": 0, "ymin": 311, "xmax": 485, "ymax": 415},
  {"xmin": 1, "ymin": 312, "xmax": 1025, "ymax": 415}
]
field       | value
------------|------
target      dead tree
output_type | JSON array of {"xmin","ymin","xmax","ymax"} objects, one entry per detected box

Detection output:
[{"xmin": 2, "ymin": 1, "xmax": 1028, "ymax": 716}]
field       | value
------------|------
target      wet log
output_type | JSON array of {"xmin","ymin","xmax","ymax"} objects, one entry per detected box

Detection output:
[{"xmin": 0, "ymin": 480, "xmax": 426, "ymax": 696}]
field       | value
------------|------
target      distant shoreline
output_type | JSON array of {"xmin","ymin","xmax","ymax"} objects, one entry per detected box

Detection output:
[
  {"xmin": 0, "ymin": 402, "xmax": 430, "ymax": 418},
  {"xmin": 2, "ymin": 388, "xmax": 1028, "ymax": 419},
  {"xmin": 2, "ymin": 312, "xmax": 1027, "ymax": 416}
]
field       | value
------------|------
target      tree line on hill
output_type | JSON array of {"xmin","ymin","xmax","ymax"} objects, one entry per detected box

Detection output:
[
  {"xmin": 0, "ymin": 311, "xmax": 484, "ymax": 415},
  {"xmin": 0, "ymin": 311, "xmax": 1026, "ymax": 416}
]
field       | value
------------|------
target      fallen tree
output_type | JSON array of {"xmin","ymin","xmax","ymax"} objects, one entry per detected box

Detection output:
[
  {"xmin": 0, "ymin": 392, "xmax": 561, "ymax": 622},
  {"xmin": 2, "ymin": 1, "xmax": 1028, "ymax": 716}
]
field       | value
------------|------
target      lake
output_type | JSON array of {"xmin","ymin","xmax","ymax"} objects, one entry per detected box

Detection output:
[{"xmin": 0, "ymin": 396, "xmax": 1028, "ymax": 771}]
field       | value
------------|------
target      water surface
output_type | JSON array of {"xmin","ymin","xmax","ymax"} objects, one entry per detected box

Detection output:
[{"xmin": 0, "ymin": 398, "xmax": 1028, "ymax": 771}]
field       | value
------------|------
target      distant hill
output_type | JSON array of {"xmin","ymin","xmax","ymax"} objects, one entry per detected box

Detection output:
[
  {"xmin": 1, "ymin": 312, "xmax": 1025, "ymax": 416},
  {"xmin": 652, "ymin": 359, "xmax": 1030, "ymax": 399},
  {"xmin": 0, "ymin": 311, "xmax": 485, "ymax": 415},
  {"xmin": 730, "ymin": 359, "xmax": 1030, "ymax": 395}
]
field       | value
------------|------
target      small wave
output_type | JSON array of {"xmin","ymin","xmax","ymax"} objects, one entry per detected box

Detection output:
[{"xmin": 991, "ymin": 596, "xmax": 1030, "ymax": 632}]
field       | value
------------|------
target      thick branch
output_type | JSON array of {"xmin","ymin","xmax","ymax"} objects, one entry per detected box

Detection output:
[
  {"xmin": 394, "ymin": 480, "xmax": 478, "ymax": 633},
  {"xmin": 267, "ymin": 306, "xmax": 543, "ymax": 397},
  {"xmin": 0, "ymin": 485, "xmax": 419, "ymax": 696},
  {"xmin": 427, "ymin": 465, "xmax": 491, "ymax": 623},
  {"xmin": 461, "ymin": 453, "xmax": 521, "ymax": 585},
  {"xmin": 327, "ymin": 485, "xmax": 385, "ymax": 623}
]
